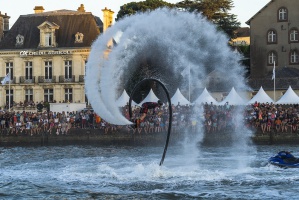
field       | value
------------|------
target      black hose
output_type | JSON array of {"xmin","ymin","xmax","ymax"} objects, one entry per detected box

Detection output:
[{"xmin": 128, "ymin": 78, "xmax": 172, "ymax": 166}]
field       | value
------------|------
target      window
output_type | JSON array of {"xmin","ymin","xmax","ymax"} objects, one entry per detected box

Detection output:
[
  {"xmin": 290, "ymin": 50, "xmax": 299, "ymax": 64},
  {"xmin": 84, "ymin": 60, "xmax": 88, "ymax": 75},
  {"xmin": 290, "ymin": 29, "xmax": 298, "ymax": 42},
  {"xmin": 25, "ymin": 89, "xmax": 33, "ymax": 102},
  {"xmin": 45, "ymin": 61, "xmax": 52, "ymax": 80},
  {"xmin": 25, "ymin": 61, "xmax": 33, "ymax": 80},
  {"xmin": 6, "ymin": 62, "xmax": 13, "ymax": 81},
  {"xmin": 278, "ymin": 7, "xmax": 287, "ymax": 21},
  {"xmin": 37, "ymin": 21, "xmax": 59, "ymax": 47},
  {"xmin": 64, "ymin": 60, "xmax": 72, "ymax": 79},
  {"xmin": 267, "ymin": 30, "xmax": 277, "ymax": 43},
  {"xmin": 45, "ymin": 33, "xmax": 52, "ymax": 46},
  {"xmin": 75, "ymin": 32, "xmax": 84, "ymax": 43},
  {"xmin": 268, "ymin": 51, "xmax": 277, "ymax": 65},
  {"xmin": 65, "ymin": 88, "xmax": 73, "ymax": 102},
  {"xmin": 44, "ymin": 89, "xmax": 53, "ymax": 102},
  {"xmin": 16, "ymin": 34, "xmax": 24, "ymax": 46},
  {"xmin": 6, "ymin": 89, "xmax": 13, "ymax": 107}
]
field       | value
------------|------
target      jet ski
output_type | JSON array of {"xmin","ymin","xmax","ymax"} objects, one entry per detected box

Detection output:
[{"xmin": 268, "ymin": 151, "xmax": 299, "ymax": 168}]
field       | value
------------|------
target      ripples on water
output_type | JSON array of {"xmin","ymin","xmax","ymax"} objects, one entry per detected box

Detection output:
[{"xmin": 0, "ymin": 144, "xmax": 299, "ymax": 199}]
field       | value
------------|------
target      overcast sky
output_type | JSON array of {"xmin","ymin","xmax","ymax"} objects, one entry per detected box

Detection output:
[{"xmin": 2, "ymin": 0, "xmax": 270, "ymax": 27}]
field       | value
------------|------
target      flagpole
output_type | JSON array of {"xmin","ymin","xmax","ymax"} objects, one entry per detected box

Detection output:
[
  {"xmin": 188, "ymin": 65, "xmax": 190, "ymax": 102},
  {"xmin": 8, "ymin": 75, "xmax": 10, "ymax": 112},
  {"xmin": 273, "ymin": 61, "xmax": 275, "ymax": 102}
]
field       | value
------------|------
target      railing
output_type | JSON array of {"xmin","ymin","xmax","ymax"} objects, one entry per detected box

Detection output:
[
  {"xmin": 59, "ymin": 75, "xmax": 75, "ymax": 83},
  {"xmin": 79, "ymin": 75, "xmax": 85, "ymax": 82},
  {"xmin": 38, "ymin": 76, "xmax": 56, "ymax": 83},
  {"xmin": 19, "ymin": 76, "xmax": 35, "ymax": 84}
]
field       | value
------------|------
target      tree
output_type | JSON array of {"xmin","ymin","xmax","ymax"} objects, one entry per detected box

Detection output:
[
  {"xmin": 175, "ymin": 0, "xmax": 240, "ymax": 39},
  {"xmin": 116, "ymin": 0, "xmax": 174, "ymax": 21}
]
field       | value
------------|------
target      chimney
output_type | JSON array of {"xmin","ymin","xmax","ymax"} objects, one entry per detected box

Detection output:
[
  {"xmin": 3, "ymin": 13, "xmax": 10, "ymax": 31},
  {"xmin": 34, "ymin": 6, "xmax": 44, "ymax": 14},
  {"xmin": 0, "ymin": 12, "xmax": 10, "ymax": 41},
  {"xmin": 102, "ymin": 7, "xmax": 114, "ymax": 32},
  {"xmin": 77, "ymin": 4, "xmax": 85, "ymax": 12}
]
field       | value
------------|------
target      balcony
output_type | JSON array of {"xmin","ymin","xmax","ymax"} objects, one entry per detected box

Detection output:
[
  {"xmin": 19, "ymin": 76, "xmax": 35, "ymax": 84},
  {"xmin": 79, "ymin": 75, "xmax": 85, "ymax": 82},
  {"xmin": 59, "ymin": 75, "xmax": 75, "ymax": 83},
  {"xmin": 38, "ymin": 76, "xmax": 56, "ymax": 83}
]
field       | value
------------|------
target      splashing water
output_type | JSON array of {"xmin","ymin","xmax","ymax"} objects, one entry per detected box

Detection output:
[{"xmin": 85, "ymin": 8, "xmax": 248, "ymax": 126}]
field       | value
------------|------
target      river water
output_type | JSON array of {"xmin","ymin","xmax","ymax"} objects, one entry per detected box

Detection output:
[{"xmin": 0, "ymin": 141, "xmax": 298, "ymax": 199}]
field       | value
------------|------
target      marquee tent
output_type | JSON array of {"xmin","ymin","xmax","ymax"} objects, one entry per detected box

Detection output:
[
  {"xmin": 248, "ymin": 86, "xmax": 274, "ymax": 104},
  {"xmin": 219, "ymin": 87, "xmax": 247, "ymax": 105},
  {"xmin": 193, "ymin": 88, "xmax": 218, "ymax": 105},
  {"xmin": 138, "ymin": 89, "xmax": 159, "ymax": 105},
  {"xmin": 171, "ymin": 88, "xmax": 190, "ymax": 106},
  {"xmin": 116, "ymin": 90, "xmax": 137, "ymax": 107},
  {"xmin": 276, "ymin": 86, "xmax": 299, "ymax": 104}
]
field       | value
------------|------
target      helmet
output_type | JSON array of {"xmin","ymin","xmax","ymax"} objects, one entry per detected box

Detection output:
[{"xmin": 158, "ymin": 100, "xmax": 163, "ymax": 106}]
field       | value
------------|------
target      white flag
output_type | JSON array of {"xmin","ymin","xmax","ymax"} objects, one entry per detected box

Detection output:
[
  {"xmin": 272, "ymin": 61, "xmax": 275, "ymax": 80},
  {"xmin": 1, "ymin": 73, "xmax": 11, "ymax": 85},
  {"xmin": 181, "ymin": 66, "xmax": 189, "ymax": 77}
]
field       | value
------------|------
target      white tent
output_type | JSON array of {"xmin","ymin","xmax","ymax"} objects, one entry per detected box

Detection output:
[
  {"xmin": 116, "ymin": 90, "xmax": 137, "ymax": 107},
  {"xmin": 171, "ymin": 88, "xmax": 190, "ymax": 106},
  {"xmin": 193, "ymin": 88, "xmax": 218, "ymax": 105},
  {"xmin": 276, "ymin": 86, "xmax": 299, "ymax": 104},
  {"xmin": 139, "ymin": 89, "xmax": 159, "ymax": 105},
  {"xmin": 219, "ymin": 87, "xmax": 246, "ymax": 105},
  {"xmin": 248, "ymin": 86, "xmax": 274, "ymax": 104}
]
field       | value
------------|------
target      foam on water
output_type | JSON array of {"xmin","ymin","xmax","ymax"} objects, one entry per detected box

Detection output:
[{"xmin": 2, "ymin": 146, "xmax": 299, "ymax": 199}]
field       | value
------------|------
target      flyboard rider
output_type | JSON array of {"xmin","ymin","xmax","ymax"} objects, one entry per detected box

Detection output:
[{"xmin": 133, "ymin": 100, "xmax": 163, "ymax": 128}]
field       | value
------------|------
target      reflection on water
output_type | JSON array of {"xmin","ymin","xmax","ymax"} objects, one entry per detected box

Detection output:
[{"xmin": 0, "ymin": 144, "xmax": 299, "ymax": 199}]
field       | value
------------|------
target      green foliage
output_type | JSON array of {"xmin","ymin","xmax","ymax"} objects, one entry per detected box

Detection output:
[
  {"xmin": 116, "ymin": 0, "xmax": 174, "ymax": 21},
  {"xmin": 175, "ymin": 0, "xmax": 240, "ymax": 39},
  {"xmin": 237, "ymin": 45, "xmax": 250, "ymax": 77},
  {"xmin": 116, "ymin": 0, "xmax": 241, "ymax": 39}
]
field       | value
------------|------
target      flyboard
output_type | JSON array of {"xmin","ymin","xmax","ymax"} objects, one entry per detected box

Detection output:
[{"xmin": 128, "ymin": 78, "xmax": 173, "ymax": 166}]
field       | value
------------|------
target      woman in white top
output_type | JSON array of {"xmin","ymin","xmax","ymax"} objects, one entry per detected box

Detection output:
[
  {"xmin": 26, "ymin": 120, "xmax": 32, "ymax": 135},
  {"xmin": 16, "ymin": 120, "xmax": 22, "ymax": 134}
]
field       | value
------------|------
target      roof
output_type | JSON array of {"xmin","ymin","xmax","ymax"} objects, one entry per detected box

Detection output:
[
  {"xmin": 248, "ymin": 67, "xmax": 299, "ymax": 90},
  {"xmin": 234, "ymin": 27, "xmax": 250, "ymax": 37},
  {"xmin": 246, "ymin": 0, "xmax": 273, "ymax": 25},
  {"xmin": 0, "ymin": 9, "xmax": 103, "ymax": 49}
]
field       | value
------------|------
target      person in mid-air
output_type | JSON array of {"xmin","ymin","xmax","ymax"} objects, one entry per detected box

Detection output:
[{"xmin": 134, "ymin": 100, "xmax": 163, "ymax": 127}]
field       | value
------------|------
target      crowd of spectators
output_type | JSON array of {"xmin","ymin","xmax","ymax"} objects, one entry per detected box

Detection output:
[
  {"xmin": 204, "ymin": 101, "xmax": 299, "ymax": 135},
  {"xmin": 1, "ymin": 101, "xmax": 299, "ymax": 137}
]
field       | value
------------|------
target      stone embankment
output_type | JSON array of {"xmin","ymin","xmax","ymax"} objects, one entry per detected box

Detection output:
[{"xmin": 1, "ymin": 128, "xmax": 299, "ymax": 147}]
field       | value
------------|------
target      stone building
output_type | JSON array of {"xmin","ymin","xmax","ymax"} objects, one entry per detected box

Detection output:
[
  {"xmin": 0, "ymin": 5, "xmax": 114, "ymax": 109},
  {"xmin": 246, "ymin": 0, "xmax": 299, "ymax": 100},
  {"xmin": 230, "ymin": 27, "xmax": 250, "ymax": 46}
]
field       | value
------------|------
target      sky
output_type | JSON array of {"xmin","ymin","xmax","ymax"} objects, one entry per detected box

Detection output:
[{"xmin": 2, "ymin": 0, "xmax": 270, "ymax": 28}]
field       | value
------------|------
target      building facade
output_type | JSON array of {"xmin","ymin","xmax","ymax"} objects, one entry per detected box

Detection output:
[
  {"xmin": 0, "ymin": 5, "xmax": 114, "ymax": 109},
  {"xmin": 230, "ymin": 27, "xmax": 250, "ymax": 46},
  {"xmin": 247, "ymin": 0, "xmax": 299, "ymax": 79}
]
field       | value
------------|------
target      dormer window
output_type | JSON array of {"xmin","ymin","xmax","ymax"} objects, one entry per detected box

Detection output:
[
  {"xmin": 37, "ymin": 21, "xmax": 59, "ymax": 48},
  {"xmin": 75, "ymin": 32, "xmax": 84, "ymax": 43},
  {"xmin": 15, "ymin": 34, "xmax": 24, "ymax": 46},
  {"xmin": 45, "ymin": 33, "xmax": 52, "ymax": 46}
]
